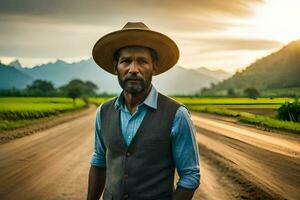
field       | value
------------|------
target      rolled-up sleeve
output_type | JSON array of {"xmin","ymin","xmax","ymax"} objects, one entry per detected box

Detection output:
[
  {"xmin": 90, "ymin": 105, "xmax": 106, "ymax": 167},
  {"xmin": 171, "ymin": 106, "xmax": 201, "ymax": 189}
]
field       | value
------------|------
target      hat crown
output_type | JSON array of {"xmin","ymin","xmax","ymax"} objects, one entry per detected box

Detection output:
[
  {"xmin": 122, "ymin": 22, "xmax": 149, "ymax": 30},
  {"xmin": 93, "ymin": 21, "xmax": 179, "ymax": 75}
]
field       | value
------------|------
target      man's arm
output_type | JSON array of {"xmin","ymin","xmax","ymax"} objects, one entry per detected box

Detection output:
[
  {"xmin": 87, "ymin": 166, "xmax": 106, "ymax": 200},
  {"xmin": 87, "ymin": 105, "xmax": 107, "ymax": 200},
  {"xmin": 171, "ymin": 106, "xmax": 201, "ymax": 199}
]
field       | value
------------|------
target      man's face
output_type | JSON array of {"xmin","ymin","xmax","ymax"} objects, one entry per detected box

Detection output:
[{"xmin": 115, "ymin": 46, "xmax": 157, "ymax": 95}]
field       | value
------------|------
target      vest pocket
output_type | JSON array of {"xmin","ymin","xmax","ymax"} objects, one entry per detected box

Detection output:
[{"xmin": 103, "ymin": 188, "xmax": 113, "ymax": 200}]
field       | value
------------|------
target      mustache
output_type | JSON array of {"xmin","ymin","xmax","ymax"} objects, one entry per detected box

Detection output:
[{"xmin": 124, "ymin": 74, "xmax": 144, "ymax": 82}]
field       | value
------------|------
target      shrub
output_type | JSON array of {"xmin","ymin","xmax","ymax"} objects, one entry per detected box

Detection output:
[
  {"xmin": 277, "ymin": 98, "xmax": 300, "ymax": 122},
  {"xmin": 244, "ymin": 87, "xmax": 260, "ymax": 99}
]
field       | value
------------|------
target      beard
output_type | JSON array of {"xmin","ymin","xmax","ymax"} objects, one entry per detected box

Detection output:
[{"xmin": 117, "ymin": 73, "xmax": 152, "ymax": 95}]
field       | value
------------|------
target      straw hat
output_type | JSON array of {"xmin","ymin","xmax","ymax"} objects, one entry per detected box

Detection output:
[{"xmin": 92, "ymin": 22, "xmax": 179, "ymax": 75}]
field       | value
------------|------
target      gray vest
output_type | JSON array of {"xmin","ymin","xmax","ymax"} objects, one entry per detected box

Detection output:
[{"xmin": 100, "ymin": 93, "xmax": 181, "ymax": 200}]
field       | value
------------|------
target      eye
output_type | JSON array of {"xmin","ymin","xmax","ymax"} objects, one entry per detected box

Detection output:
[
  {"xmin": 140, "ymin": 59, "xmax": 148, "ymax": 65},
  {"xmin": 120, "ymin": 59, "xmax": 131, "ymax": 64}
]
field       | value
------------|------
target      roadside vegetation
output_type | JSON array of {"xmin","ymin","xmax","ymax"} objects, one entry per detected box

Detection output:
[
  {"xmin": 88, "ymin": 96, "xmax": 300, "ymax": 132},
  {"xmin": 0, "ymin": 79, "xmax": 99, "ymax": 131},
  {"xmin": 179, "ymin": 97, "xmax": 300, "ymax": 133},
  {"xmin": 0, "ymin": 97, "xmax": 86, "ymax": 131},
  {"xmin": 1, "ymin": 78, "xmax": 299, "ymax": 133}
]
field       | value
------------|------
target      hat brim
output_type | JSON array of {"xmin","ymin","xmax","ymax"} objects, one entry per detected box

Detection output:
[{"xmin": 92, "ymin": 29, "xmax": 179, "ymax": 75}]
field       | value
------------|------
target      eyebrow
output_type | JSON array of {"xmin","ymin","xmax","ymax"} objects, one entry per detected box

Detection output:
[
  {"xmin": 119, "ymin": 56, "xmax": 131, "ymax": 60},
  {"xmin": 119, "ymin": 56, "xmax": 150, "ymax": 60}
]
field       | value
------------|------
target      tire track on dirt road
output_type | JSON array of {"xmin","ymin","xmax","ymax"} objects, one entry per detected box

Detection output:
[{"xmin": 192, "ymin": 112, "xmax": 300, "ymax": 200}]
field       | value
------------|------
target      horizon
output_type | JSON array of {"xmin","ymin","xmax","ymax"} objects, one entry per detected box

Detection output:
[
  {"xmin": 0, "ymin": 57, "xmax": 234, "ymax": 74},
  {"xmin": 0, "ymin": 0, "xmax": 300, "ymax": 73}
]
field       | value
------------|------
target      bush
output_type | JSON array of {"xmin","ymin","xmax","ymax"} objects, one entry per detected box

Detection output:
[
  {"xmin": 244, "ymin": 87, "xmax": 260, "ymax": 99},
  {"xmin": 277, "ymin": 98, "xmax": 300, "ymax": 122},
  {"xmin": 227, "ymin": 88, "xmax": 236, "ymax": 97}
]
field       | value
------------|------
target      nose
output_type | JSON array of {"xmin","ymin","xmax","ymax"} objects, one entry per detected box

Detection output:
[{"xmin": 128, "ymin": 60, "xmax": 139, "ymax": 74}]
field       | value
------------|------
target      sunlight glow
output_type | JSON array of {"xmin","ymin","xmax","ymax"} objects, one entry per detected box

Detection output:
[{"xmin": 244, "ymin": 0, "xmax": 300, "ymax": 44}]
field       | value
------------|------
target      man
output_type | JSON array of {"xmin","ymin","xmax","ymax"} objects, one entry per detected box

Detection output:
[{"xmin": 88, "ymin": 22, "xmax": 200, "ymax": 200}]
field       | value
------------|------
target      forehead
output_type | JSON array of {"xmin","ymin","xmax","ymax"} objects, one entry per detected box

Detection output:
[{"xmin": 118, "ymin": 46, "xmax": 152, "ymax": 58}]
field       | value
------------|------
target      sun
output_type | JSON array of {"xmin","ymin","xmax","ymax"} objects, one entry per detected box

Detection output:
[{"xmin": 249, "ymin": 0, "xmax": 300, "ymax": 44}]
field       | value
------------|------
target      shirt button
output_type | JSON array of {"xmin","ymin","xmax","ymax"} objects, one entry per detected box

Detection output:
[
  {"xmin": 126, "ymin": 152, "xmax": 131, "ymax": 157},
  {"xmin": 124, "ymin": 194, "xmax": 129, "ymax": 199}
]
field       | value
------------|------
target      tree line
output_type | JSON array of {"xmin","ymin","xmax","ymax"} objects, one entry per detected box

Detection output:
[
  {"xmin": 0, "ymin": 79, "xmax": 103, "ymax": 101},
  {"xmin": 199, "ymin": 86, "xmax": 261, "ymax": 99}
]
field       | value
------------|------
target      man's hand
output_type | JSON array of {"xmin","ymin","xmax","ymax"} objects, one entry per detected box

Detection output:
[
  {"xmin": 87, "ymin": 165, "xmax": 106, "ymax": 200},
  {"xmin": 172, "ymin": 186, "xmax": 197, "ymax": 200}
]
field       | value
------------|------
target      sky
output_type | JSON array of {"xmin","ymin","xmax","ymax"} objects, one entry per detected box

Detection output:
[{"xmin": 0, "ymin": 0, "xmax": 299, "ymax": 73}]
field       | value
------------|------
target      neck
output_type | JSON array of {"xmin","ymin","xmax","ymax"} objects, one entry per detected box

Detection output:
[{"xmin": 123, "ymin": 85, "xmax": 152, "ymax": 114}]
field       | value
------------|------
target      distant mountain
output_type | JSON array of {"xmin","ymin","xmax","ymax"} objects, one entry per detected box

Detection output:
[
  {"xmin": 212, "ymin": 39, "xmax": 300, "ymax": 91},
  {"xmin": 0, "ymin": 64, "xmax": 34, "ymax": 89},
  {"xmin": 195, "ymin": 67, "xmax": 231, "ymax": 81},
  {"xmin": 153, "ymin": 66, "xmax": 218, "ymax": 94},
  {"xmin": 20, "ymin": 58, "xmax": 120, "ymax": 93},
  {"xmin": 0, "ymin": 59, "xmax": 221, "ymax": 94},
  {"xmin": 8, "ymin": 59, "xmax": 23, "ymax": 69}
]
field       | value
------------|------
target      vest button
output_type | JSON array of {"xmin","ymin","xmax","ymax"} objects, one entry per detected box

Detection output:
[
  {"xmin": 126, "ymin": 152, "xmax": 131, "ymax": 157},
  {"xmin": 124, "ymin": 194, "xmax": 129, "ymax": 199}
]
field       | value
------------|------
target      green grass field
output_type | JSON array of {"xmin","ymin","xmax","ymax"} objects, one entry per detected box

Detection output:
[
  {"xmin": 88, "ymin": 97, "xmax": 293, "ymax": 107},
  {"xmin": 201, "ymin": 87, "xmax": 300, "ymax": 97},
  {"xmin": 187, "ymin": 105, "xmax": 300, "ymax": 132},
  {"xmin": 0, "ymin": 97, "xmax": 86, "ymax": 131},
  {"xmin": 88, "ymin": 96, "xmax": 299, "ymax": 132},
  {"xmin": 88, "ymin": 97, "xmax": 113, "ymax": 106},
  {"xmin": 177, "ymin": 97, "xmax": 298, "ymax": 132},
  {"xmin": 172, "ymin": 97, "xmax": 293, "ymax": 105},
  {"xmin": 1, "ymin": 96, "xmax": 298, "ymax": 133}
]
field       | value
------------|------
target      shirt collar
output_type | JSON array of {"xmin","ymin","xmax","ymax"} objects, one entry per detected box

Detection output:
[{"xmin": 114, "ymin": 85, "xmax": 158, "ymax": 110}]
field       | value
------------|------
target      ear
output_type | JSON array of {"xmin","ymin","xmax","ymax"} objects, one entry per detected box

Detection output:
[
  {"xmin": 152, "ymin": 62, "xmax": 158, "ymax": 75},
  {"xmin": 113, "ymin": 60, "xmax": 118, "ymax": 73}
]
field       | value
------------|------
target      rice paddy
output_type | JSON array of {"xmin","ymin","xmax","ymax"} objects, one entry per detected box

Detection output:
[
  {"xmin": 1, "ymin": 96, "xmax": 298, "ymax": 132},
  {"xmin": 0, "ymin": 97, "xmax": 86, "ymax": 131}
]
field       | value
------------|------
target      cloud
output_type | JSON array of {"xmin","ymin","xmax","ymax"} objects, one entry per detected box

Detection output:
[
  {"xmin": 0, "ymin": 0, "xmax": 267, "ymax": 66},
  {"xmin": 179, "ymin": 37, "xmax": 282, "ymax": 54},
  {"xmin": 0, "ymin": 0, "xmax": 263, "ymax": 31},
  {"xmin": 0, "ymin": 0, "xmax": 263, "ymax": 16}
]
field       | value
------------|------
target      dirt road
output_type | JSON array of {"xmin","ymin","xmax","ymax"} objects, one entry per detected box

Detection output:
[
  {"xmin": 0, "ymin": 107, "xmax": 96, "ymax": 200},
  {"xmin": 0, "ymin": 108, "xmax": 299, "ymax": 200},
  {"xmin": 192, "ymin": 113, "xmax": 300, "ymax": 200}
]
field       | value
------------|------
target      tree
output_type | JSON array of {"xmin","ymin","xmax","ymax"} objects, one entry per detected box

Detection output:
[
  {"xmin": 26, "ymin": 79, "xmax": 56, "ymax": 96},
  {"xmin": 277, "ymin": 98, "xmax": 300, "ymax": 122},
  {"xmin": 84, "ymin": 81, "xmax": 98, "ymax": 96},
  {"xmin": 244, "ymin": 87, "xmax": 260, "ymax": 99},
  {"xmin": 60, "ymin": 79, "xmax": 85, "ymax": 103},
  {"xmin": 227, "ymin": 88, "xmax": 236, "ymax": 97},
  {"xmin": 60, "ymin": 79, "xmax": 98, "ymax": 104}
]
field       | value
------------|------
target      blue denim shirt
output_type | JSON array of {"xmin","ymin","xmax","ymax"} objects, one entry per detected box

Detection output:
[{"xmin": 90, "ymin": 85, "xmax": 201, "ymax": 189}]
